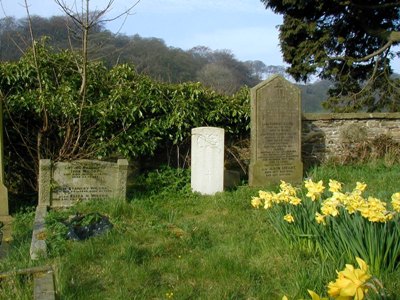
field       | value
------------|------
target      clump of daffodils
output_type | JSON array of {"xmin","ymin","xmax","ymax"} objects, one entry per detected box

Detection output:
[
  {"xmin": 251, "ymin": 180, "xmax": 302, "ymax": 211},
  {"xmin": 251, "ymin": 179, "xmax": 400, "ymax": 224},
  {"xmin": 283, "ymin": 257, "xmax": 383, "ymax": 300},
  {"xmin": 316, "ymin": 180, "xmax": 395, "ymax": 224}
]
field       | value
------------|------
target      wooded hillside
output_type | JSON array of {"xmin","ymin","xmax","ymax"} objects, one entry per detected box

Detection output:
[{"xmin": 0, "ymin": 15, "xmax": 328, "ymax": 111}]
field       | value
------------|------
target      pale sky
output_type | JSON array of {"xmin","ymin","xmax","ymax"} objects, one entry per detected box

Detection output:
[{"xmin": 0, "ymin": 0, "xmax": 285, "ymax": 66}]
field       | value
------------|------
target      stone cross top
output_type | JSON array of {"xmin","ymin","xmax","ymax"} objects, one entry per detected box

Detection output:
[{"xmin": 0, "ymin": 94, "xmax": 9, "ymax": 215}]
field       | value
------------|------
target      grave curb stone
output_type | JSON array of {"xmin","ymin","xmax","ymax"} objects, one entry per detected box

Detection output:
[
  {"xmin": 38, "ymin": 160, "xmax": 52, "ymax": 206},
  {"xmin": 33, "ymin": 270, "xmax": 56, "ymax": 300},
  {"xmin": 30, "ymin": 205, "xmax": 48, "ymax": 260}
]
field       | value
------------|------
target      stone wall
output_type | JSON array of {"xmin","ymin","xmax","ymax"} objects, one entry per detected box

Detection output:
[{"xmin": 302, "ymin": 113, "xmax": 400, "ymax": 166}]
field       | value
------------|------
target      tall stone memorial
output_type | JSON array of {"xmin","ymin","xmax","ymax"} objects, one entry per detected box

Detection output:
[
  {"xmin": 191, "ymin": 127, "xmax": 224, "ymax": 195},
  {"xmin": 249, "ymin": 75, "xmax": 303, "ymax": 186},
  {"xmin": 0, "ymin": 97, "xmax": 8, "ymax": 216}
]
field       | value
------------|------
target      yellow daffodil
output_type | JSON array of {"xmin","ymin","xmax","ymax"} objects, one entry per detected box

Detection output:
[
  {"xmin": 304, "ymin": 179, "xmax": 325, "ymax": 201},
  {"xmin": 328, "ymin": 179, "xmax": 342, "ymax": 193},
  {"xmin": 289, "ymin": 196, "xmax": 302, "ymax": 206},
  {"xmin": 283, "ymin": 214, "xmax": 294, "ymax": 223},
  {"xmin": 259, "ymin": 190, "xmax": 277, "ymax": 203},
  {"xmin": 321, "ymin": 198, "xmax": 340, "ymax": 217},
  {"xmin": 282, "ymin": 296, "xmax": 289, "ymax": 300},
  {"xmin": 251, "ymin": 197, "xmax": 262, "ymax": 208},
  {"xmin": 308, "ymin": 290, "xmax": 328, "ymax": 300},
  {"xmin": 358, "ymin": 197, "xmax": 389, "ymax": 223},
  {"xmin": 258, "ymin": 190, "xmax": 271, "ymax": 200},
  {"xmin": 391, "ymin": 192, "xmax": 400, "ymax": 212},
  {"xmin": 328, "ymin": 257, "xmax": 371, "ymax": 300},
  {"xmin": 343, "ymin": 192, "xmax": 364, "ymax": 214},
  {"xmin": 264, "ymin": 199, "xmax": 273, "ymax": 209},
  {"xmin": 353, "ymin": 182, "xmax": 367, "ymax": 195},
  {"xmin": 277, "ymin": 191, "xmax": 291, "ymax": 203},
  {"xmin": 315, "ymin": 212, "xmax": 326, "ymax": 225},
  {"xmin": 280, "ymin": 180, "xmax": 298, "ymax": 197}
]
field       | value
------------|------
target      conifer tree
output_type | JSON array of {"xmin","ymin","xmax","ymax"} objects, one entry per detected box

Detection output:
[{"xmin": 261, "ymin": 0, "xmax": 400, "ymax": 111}]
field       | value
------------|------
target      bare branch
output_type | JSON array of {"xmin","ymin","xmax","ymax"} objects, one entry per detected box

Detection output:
[
  {"xmin": 54, "ymin": 0, "xmax": 83, "ymax": 26},
  {"xmin": 329, "ymin": 40, "xmax": 393, "ymax": 62},
  {"xmin": 347, "ymin": 1, "xmax": 400, "ymax": 9},
  {"xmin": 101, "ymin": 0, "xmax": 141, "ymax": 23}
]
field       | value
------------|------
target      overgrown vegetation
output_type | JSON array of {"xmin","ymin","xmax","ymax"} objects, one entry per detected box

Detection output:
[
  {"xmin": 1, "ymin": 164, "xmax": 399, "ymax": 299},
  {"xmin": 332, "ymin": 124, "xmax": 400, "ymax": 167},
  {"xmin": 0, "ymin": 41, "xmax": 249, "ymax": 195}
]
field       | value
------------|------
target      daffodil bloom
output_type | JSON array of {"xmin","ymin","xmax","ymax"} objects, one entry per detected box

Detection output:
[
  {"xmin": 343, "ymin": 192, "xmax": 364, "ymax": 214},
  {"xmin": 321, "ymin": 198, "xmax": 340, "ymax": 217},
  {"xmin": 251, "ymin": 197, "xmax": 262, "ymax": 208},
  {"xmin": 277, "ymin": 191, "xmax": 291, "ymax": 203},
  {"xmin": 304, "ymin": 179, "xmax": 325, "ymax": 201},
  {"xmin": 328, "ymin": 257, "xmax": 371, "ymax": 300},
  {"xmin": 264, "ymin": 199, "xmax": 273, "ymax": 209},
  {"xmin": 289, "ymin": 196, "xmax": 302, "ymax": 206},
  {"xmin": 391, "ymin": 192, "xmax": 400, "ymax": 212},
  {"xmin": 283, "ymin": 214, "xmax": 294, "ymax": 223},
  {"xmin": 308, "ymin": 290, "xmax": 328, "ymax": 300},
  {"xmin": 259, "ymin": 190, "xmax": 277, "ymax": 203},
  {"xmin": 353, "ymin": 182, "xmax": 367, "ymax": 195},
  {"xmin": 315, "ymin": 212, "xmax": 326, "ymax": 225},
  {"xmin": 281, "ymin": 296, "xmax": 289, "ymax": 300},
  {"xmin": 258, "ymin": 190, "xmax": 271, "ymax": 200},
  {"xmin": 358, "ymin": 197, "xmax": 388, "ymax": 223},
  {"xmin": 328, "ymin": 179, "xmax": 342, "ymax": 193},
  {"xmin": 280, "ymin": 180, "xmax": 297, "ymax": 197}
]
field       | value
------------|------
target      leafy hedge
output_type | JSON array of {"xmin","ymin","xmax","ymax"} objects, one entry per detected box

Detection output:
[{"xmin": 0, "ymin": 41, "xmax": 250, "ymax": 194}]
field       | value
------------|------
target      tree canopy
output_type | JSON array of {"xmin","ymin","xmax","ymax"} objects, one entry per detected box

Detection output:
[{"xmin": 261, "ymin": 0, "xmax": 400, "ymax": 112}]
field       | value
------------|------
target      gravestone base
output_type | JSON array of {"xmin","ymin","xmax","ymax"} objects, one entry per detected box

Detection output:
[
  {"xmin": 0, "ymin": 215, "xmax": 12, "ymax": 259},
  {"xmin": 0, "ymin": 184, "xmax": 8, "ymax": 216},
  {"xmin": 224, "ymin": 170, "xmax": 241, "ymax": 189},
  {"xmin": 250, "ymin": 161, "xmax": 303, "ymax": 186}
]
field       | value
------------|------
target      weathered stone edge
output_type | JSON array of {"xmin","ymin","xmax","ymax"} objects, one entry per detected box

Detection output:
[
  {"xmin": 34, "ymin": 271, "xmax": 56, "ymax": 300},
  {"xmin": 30, "ymin": 205, "xmax": 48, "ymax": 260},
  {"xmin": 303, "ymin": 112, "xmax": 400, "ymax": 120}
]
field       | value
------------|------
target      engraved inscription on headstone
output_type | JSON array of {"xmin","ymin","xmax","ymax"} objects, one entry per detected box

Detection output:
[
  {"xmin": 0, "ymin": 97, "xmax": 9, "ymax": 216},
  {"xmin": 249, "ymin": 75, "xmax": 303, "ymax": 186},
  {"xmin": 191, "ymin": 127, "xmax": 224, "ymax": 195},
  {"xmin": 39, "ymin": 159, "xmax": 128, "ymax": 207}
]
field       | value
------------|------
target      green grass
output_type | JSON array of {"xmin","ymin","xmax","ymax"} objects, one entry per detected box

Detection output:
[{"xmin": 1, "ymin": 162, "xmax": 400, "ymax": 299}]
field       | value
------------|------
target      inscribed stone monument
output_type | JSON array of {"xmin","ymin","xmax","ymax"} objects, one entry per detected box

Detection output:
[
  {"xmin": 0, "ymin": 97, "xmax": 8, "ymax": 216},
  {"xmin": 39, "ymin": 159, "xmax": 129, "ymax": 207},
  {"xmin": 191, "ymin": 127, "xmax": 224, "ymax": 195},
  {"xmin": 249, "ymin": 75, "xmax": 303, "ymax": 186}
]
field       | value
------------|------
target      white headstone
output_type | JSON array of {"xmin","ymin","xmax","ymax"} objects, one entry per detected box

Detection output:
[{"xmin": 191, "ymin": 127, "xmax": 224, "ymax": 195}]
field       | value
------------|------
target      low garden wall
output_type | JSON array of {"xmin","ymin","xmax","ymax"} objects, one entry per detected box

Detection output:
[{"xmin": 301, "ymin": 112, "xmax": 400, "ymax": 166}]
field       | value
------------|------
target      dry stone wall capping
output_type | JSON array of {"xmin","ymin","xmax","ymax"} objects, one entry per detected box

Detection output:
[
  {"xmin": 38, "ymin": 159, "xmax": 129, "ymax": 208},
  {"xmin": 302, "ymin": 113, "xmax": 400, "ymax": 164}
]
